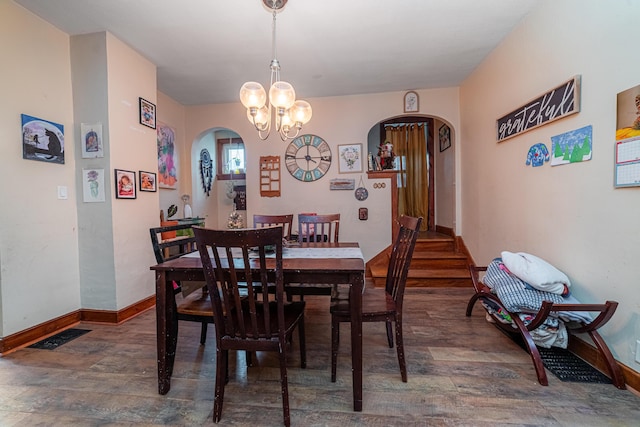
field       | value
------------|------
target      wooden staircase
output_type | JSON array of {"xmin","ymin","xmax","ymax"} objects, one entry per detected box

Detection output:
[{"xmin": 367, "ymin": 232, "xmax": 473, "ymax": 288}]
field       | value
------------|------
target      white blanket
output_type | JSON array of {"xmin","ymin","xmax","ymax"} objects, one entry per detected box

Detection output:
[{"xmin": 501, "ymin": 251, "xmax": 570, "ymax": 294}]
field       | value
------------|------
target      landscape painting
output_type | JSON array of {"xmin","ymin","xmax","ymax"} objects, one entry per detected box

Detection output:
[{"xmin": 550, "ymin": 125, "xmax": 592, "ymax": 166}]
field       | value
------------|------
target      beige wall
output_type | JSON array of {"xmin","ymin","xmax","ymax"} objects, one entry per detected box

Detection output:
[
  {"xmin": 0, "ymin": 1, "xmax": 80, "ymax": 336},
  {"xmin": 460, "ymin": 0, "xmax": 640, "ymax": 369},
  {"xmin": 184, "ymin": 89, "xmax": 460, "ymax": 261},
  {"xmin": 106, "ymin": 33, "xmax": 159, "ymax": 309}
]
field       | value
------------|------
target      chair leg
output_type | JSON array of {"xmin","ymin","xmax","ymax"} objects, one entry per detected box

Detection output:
[
  {"xmin": 278, "ymin": 349, "xmax": 291, "ymax": 427},
  {"xmin": 213, "ymin": 349, "xmax": 228, "ymax": 423},
  {"xmin": 385, "ymin": 320, "xmax": 394, "ymax": 348},
  {"xmin": 331, "ymin": 316, "xmax": 340, "ymax": 382},
  {"xmin": 200, "ymin": 322, "xmax": 208, "ymax": 345},
  {"xmin": 394, "ymin": 317, "xmax": 408, "ymax": 382},
  {"xmin": 298, "ymin": 316, "xmax": 306, "ymax": 369}
]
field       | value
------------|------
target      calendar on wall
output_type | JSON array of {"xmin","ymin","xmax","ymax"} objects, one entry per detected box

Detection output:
[
  {"xmin": 615, "ymin": 136, "xmax": 640, "ymax": 187},
  {"xmin": 259, "ymin": 156, "xmax": 281, "ymax": 197}
]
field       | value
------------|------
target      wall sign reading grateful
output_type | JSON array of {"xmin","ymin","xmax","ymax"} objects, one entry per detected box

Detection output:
[{"xmin": 496, "ymin": 75, "xmax": 581, "ymax": 142}]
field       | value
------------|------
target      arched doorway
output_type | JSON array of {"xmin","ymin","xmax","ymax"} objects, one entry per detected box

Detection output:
[
  {"xmin": 367, "ymin": 116, "xmax": 435, "ymax": 230},
  {"xmin": 190, "ymin": 127, "xmax": 246, "ymax": 229}
]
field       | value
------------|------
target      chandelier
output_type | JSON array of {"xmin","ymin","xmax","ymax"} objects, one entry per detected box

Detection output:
[{"xmin": 239, "ymin": 0, "xmax": 312, "ymax": 141}]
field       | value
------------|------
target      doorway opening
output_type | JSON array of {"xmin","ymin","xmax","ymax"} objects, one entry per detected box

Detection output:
[{"xmin": 368, "ymin": 116, "xmax": 435, "ymax": 231}]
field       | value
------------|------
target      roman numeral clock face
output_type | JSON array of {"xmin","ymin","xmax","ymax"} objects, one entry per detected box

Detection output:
[{"xmin": 285, "ymin": 134, "xmax": 332, "ymax": 182}]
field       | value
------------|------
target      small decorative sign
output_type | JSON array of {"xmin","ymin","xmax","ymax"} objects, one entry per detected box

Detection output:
[
  {"xmin": 329, "ymin": 178, "xmax": 355, "ymax": 190},
  {"xmin": 496, "ymin": 75, "xmax": 581, "ymax": 142}
]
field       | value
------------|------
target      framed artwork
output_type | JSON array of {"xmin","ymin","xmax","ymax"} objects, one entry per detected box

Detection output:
[
  {"xmin": 21, "ymin": 114, "xmax": 65, "ymax": 164},
  {"xmin": 404, "ymin": 91, "xmax": 419, "ymax": 113},
  {"xmin": 80, "ymin": 122, "xmax": 103, "ymax": 158},
  {"xmin": 338, "ymin": 143, "xmax": 363, "ymax": 173},
  {"xmin": 82, "ymin": 168, "xmax": 106, "ymax": 203},
  {"xmin": 139, "ymin": 97, "xmax": 156, "ymax": 129},
  {"xmin": 114, "ymin": 169, "xmax": 136, "ymax": 199},
  {"xmin": 615, "ymin": 83, "xmax": 640, "ymax": 141},
  {"xmin": 439, "ymin": 124, "xmax": 451, "ymax": 152},
  {"xmin": 139, "ymin": 170, "xmax": 157, "ymax": 192},
  {"xmin": 158, "ymin": 122, "xmax": 178, "ymax": 189}
]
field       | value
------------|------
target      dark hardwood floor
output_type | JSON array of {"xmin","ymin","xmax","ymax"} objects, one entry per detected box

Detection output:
[{"xmin": 1, "ymin": 287, "xmax": 638, "ymax": 426}]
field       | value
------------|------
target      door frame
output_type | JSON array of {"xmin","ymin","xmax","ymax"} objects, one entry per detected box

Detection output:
[{"xmin": 378, "ymin": 116, "xmax": 435, "ymax": 230}]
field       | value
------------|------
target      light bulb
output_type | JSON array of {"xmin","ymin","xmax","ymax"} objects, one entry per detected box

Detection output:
[
  {"xmin": 290, "ymin": 100, "xmax": 312, "ymax": 125},
  {"xmin": 239, "ymin": 82, "xmax": 267, "ymax": 109},
  {"xmin": 269, "ymin": 81, "xmax": 295, "ymax": 109}
]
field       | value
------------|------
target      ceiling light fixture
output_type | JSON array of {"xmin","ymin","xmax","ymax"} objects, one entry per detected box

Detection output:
[{"xmin": 239, "ymin": 0, "xmax": 312, "ymax": 141}]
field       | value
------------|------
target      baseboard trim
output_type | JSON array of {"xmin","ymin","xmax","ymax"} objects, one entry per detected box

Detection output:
[
  {"xmin": 454, "ymin": 235, "xmax": 475, "ymax": 267},
  {"xmin": 0, "ymin": 295, "xmax": 156, "ymax": 355},
  {"xmin": 434, "ymin": 225, "xmax": 454, "ymax": 237},
  {"xmin": 81, "ymin": 295, "xmax": 156, "ymax": 324},
  {"xmin": 569, "ymin": 335, "xmax": 639, "ymax": 393}
]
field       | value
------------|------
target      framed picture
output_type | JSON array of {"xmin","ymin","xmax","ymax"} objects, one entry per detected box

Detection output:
[
  {"xmin": 139, "ymin": 97, "xmax": 156, "ymax": 129},
  {"xmin": 21, "ymin": 114, "xmax": 65, "ymax": 164},
  {"xmin": 139, "ymin": 170, "xmax": 157, "ymax": 192},
  {"xmin": 82, "ymin": 168, "xmax": 106, "ymax": 203},
  {"xmin": 80, "ymin": 122, "xmax": 103, "ymax": 158},
  {"xmin": 404, "ymin": 91, "xmax": 419, "ymax": 113},
  {"xmin": 157, "ymin": 122, "xmax": 178, "ymax": 189},
  {"xmin": 439, "ymin": 124, "xmax": 451, "ymax": 152},
  {"xmin": 338, "ymin": 143, "xmax": 363, "ymax": 173},
  {"xmin": 114, "ymin": 169, "xmax": 136, "ymax": 199}
]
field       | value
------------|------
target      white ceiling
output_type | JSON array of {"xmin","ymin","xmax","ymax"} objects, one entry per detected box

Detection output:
[{"xmin": 14, "ymin": 0, "xmax": 536, "ymax": 106}]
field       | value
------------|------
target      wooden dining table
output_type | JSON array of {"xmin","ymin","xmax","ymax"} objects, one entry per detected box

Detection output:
[{"xmin": 150, "ymin": 242, "xmax": 366, "ymax": 412}]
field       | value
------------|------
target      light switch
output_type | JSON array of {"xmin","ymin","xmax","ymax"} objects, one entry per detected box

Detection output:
[{"xmin": 57, "ymin": 185, "xmax": 68, "ymax": 200}]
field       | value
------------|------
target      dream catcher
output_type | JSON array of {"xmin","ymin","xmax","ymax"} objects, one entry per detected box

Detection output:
[{"xmin": 199, "ymin": 148, "xmax": 213, "ymax": 196}]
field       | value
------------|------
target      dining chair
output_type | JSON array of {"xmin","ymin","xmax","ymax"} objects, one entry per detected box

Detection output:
[
  {"xmin": 194, "ymin": 226, "xmax": 306, "ymax": 427},
  {"xmin": 330, "ymin": 215, "xmax": 422, "ymax": 383},
  {"xmin": 150, "ymin": 220, "xmax": 212, "ymax": 345},
  {"xmin": 297, "ymin": 213, "xmax": 340, "ymax": 243},
  {"xmin": 288, "ymin": 213, "xmax": 341, "ymax": 300},
  {"xmin": 253, "ymin": 214, "xmax": 294, "ymax": 241}
]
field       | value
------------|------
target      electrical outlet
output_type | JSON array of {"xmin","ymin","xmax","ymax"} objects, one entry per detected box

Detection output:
[{"xmin": 636, "ymin": 340, "xmax": 640, "ymax": 363}]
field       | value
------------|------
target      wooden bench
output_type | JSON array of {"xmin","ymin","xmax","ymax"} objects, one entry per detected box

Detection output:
[{"xmin": 466, "ymin": 265, "xmax": 625, "ymax": 389}]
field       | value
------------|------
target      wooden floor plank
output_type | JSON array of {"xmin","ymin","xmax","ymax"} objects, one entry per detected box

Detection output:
[{"xmin": 0, "ymin": 288, "xmax": 638, "ymax": 426}]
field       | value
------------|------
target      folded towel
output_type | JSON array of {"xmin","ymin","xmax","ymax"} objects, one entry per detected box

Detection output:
[{"xmin": 501, "ymin": 251, "xmax": 571, "ymax": 295}]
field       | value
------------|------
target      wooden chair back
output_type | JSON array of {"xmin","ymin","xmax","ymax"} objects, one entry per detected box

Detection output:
[
  {"xmin": 195, "ymin": 226, "xmax": 286, "ymax": 344},
  {"xmin": 385, "ymin": 215, "xmax": 423, "ymax": 308},
  {"xmin": 150, "ymin": 218, "xmax": 205, "ymax": 264},
  {"xmin": 194, "ymin": 225, "xmax": 306, "ymax": 425},
  {"xmin": 150, "ymin": 217, "xmax": 211, "ymax": 344},
  {"xmin": 253, "ymin": 214, "xmax": 294, "ymax": 241},
  {"xmin": 297, "ymin": 213, "xmax": 340, "ymax": 243}
]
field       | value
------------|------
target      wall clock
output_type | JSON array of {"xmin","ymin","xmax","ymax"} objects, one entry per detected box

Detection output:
[{"xmin": 285, "ymin": 134, "xmax": 332, "ymax": 182}]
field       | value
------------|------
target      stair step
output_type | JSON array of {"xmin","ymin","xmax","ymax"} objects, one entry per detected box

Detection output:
[
  {"xmin": 407, "ymin": 268, "xmax": 470, "ymax": 279},
  {"xmin": 410, "ymin": 251, "xmax": 468, "ymax": 269},
  {"xmin": 406, "ymin": 277, "xmax": 472, "ymax": 287},
  {"xmin": 412, "ymin": 251, "xmax": 466, "ymax": 259},
  {"xmin": 414, "ymin": 240, "xmax": 456, "ymax": 252}
]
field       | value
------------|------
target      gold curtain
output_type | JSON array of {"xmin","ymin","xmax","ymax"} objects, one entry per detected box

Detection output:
[{"xmin": 385, "ymin": 124, "xmax": 428, "ymax": 230}]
